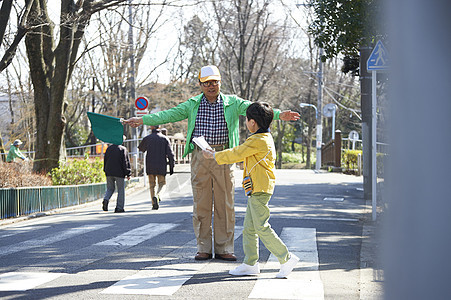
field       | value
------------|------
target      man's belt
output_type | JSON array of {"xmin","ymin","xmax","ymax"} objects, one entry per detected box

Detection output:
[{"xmin": 195, "ymin": 144, "xmax": 228, "ymax": 151}]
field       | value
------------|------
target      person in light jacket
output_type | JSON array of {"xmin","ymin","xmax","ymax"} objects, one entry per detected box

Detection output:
[{"xmin": 6, "ymin": 140, "xmax": 27, "ymax": 162}]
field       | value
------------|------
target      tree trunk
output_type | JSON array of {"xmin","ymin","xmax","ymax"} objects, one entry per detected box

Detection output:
[
  {"xmin": 275, "ymin": 120, "xmax": 285, "ymax": 169},
  {"xmin": 0, "ymin": 131, "xmax": 5, "ymax": 161},
  {"xmin": 25, "ymin": 0, "xmax": 87, "ymax": 174}
]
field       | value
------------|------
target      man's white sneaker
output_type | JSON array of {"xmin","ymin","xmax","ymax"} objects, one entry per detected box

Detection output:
[
  {"xmin": 276, "ymin": 254, "xmax": 299, "ymax": 278},
  {"xmin": 229, "ymin": 263, "xmax": 260, "ymax": 276}
]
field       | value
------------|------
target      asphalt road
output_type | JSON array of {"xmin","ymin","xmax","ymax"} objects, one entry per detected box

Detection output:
[{"xmin": 0, "ymin": 167, "xmax": 382, "ymax": 300}]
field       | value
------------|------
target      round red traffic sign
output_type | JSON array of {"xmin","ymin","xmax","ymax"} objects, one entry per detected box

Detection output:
[{"xmin": 135, "ymin": 97, "xmax": 149, "ymax": 110}]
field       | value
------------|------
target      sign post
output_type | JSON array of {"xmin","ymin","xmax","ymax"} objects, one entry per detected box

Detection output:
[
  {"xmin": 349, "ymin": 130, "xmax": 359, "ymax": 150},
  {"xmin": 367, "ymin": 40, "xmax": 389, "ymax": 221},
  {"xmin": 135, "ymin": 96, "xmax": 149, "ymax": 186}
]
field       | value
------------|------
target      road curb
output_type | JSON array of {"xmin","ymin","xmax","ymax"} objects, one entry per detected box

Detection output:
[{"xmin": 0, "ymin": 177, "xmax": 147, "ymax": 227}]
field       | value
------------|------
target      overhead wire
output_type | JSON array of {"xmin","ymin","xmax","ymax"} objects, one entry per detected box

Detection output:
[{"xmin": 323, "ymin": 86, "xmax": 362, "ymax": 120}]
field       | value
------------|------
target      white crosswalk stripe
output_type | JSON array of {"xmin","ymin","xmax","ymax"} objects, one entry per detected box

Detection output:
[
  {"xmin": 95, "ymin": 223, "xmax": 178, "ymax": 246},
  {"xmin": 101, "ymin": 226, "xmax": 245, "ymax": 296},
  {"xmin": 0, "ymin": 224, "xmax": 111, "ymax": 257},
  {"xmin": 18, "ymin": 223, "xmax": 179, "ymax": 273},
  {"xmin": 0, "ymin": 272, "xmax": 64, "ymax": 291},
  {"xmin": 0, "ymin": 226, "xmax": 50, "ymax": 239},
  {"xmin": 248, "ymin": 227, "xmax": 324, "ymax": 299}
]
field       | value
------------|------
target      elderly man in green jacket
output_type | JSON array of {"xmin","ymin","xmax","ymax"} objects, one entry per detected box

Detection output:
[{"xmin": 124, "ymin": 65, "xmax": 299, "ymax": 261}]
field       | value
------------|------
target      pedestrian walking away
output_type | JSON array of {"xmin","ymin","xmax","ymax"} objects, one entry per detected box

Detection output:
[
  {"xmin": 203, "ymin": 102, "xmax": 299, "ymax": 278},
  {"xmin": 138, "ymin": 125, "xmax": 175, "ymax": 210},
  {"xmin": 102, "ymin": 139, "xmax": 131, "ymax": 213},
  {"xmin": 123, "ymin": 65, "xmax": 300, "ymax": 261}
]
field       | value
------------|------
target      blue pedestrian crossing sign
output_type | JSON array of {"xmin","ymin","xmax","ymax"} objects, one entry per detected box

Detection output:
[{"xmin": 367, "ymin": 40, "xmax": 389, "ymax": 71}]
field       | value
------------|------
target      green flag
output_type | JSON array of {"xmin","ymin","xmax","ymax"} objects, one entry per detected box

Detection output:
[{"xmin": 87, "ymin": 112, "xmax": 124, "ymax": 145}]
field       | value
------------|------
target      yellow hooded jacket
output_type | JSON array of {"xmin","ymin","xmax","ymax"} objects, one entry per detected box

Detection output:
[{"xmin": 215, "ymin": 132, "xmax": 276, "ymax": 195}]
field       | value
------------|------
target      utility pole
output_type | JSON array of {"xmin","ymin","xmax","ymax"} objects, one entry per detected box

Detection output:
[
  {"xmin": 315, "ymin": 47, "xmax": 323, "ymax": 171},
  {"xmin": 360, "ymin": 45, "xmax": 372, "ymax": 200},
  {"xmin": 128, "ymin": 0, "xmax": 138, "ymax": 176},
  {"xmin": 90, "ymin": 77, "xmax": 96, "ymax": 155}
]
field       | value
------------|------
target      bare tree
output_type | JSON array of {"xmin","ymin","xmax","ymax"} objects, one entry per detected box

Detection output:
[
  {"xmin": 66, "ymin": 3, "xmax": 171, "ymax": 143},
  {"xmin": 211, "ymin": 0, "xmax": 293, "ymax": 153},
  {"xmin": 213, "ymin": 0, "xmax": 289, "ymax": 100},
  {"xmin": 283, "ymin": 2, "xmax": 322, "ymax": 169},
  {"xmin": 0, "ymin": 44, "xmax": 34, "ymax": 156},
  {"xmin": 322, "ymin": 56, "xmax": 361, "ymax": 142},
  {"xmin": 172, "ymin": 14, "xmax": 218, "ymax": 83},
  {"xmin": 23, "ymin": 0, "xmax": 137, "ymax": 173},
  {"xmin": 18, "ymin": 0, "xmax": 178, "ymax": 173},
  {"xmin": 0, "ymin": 0, "xmax": 35, "ymax": 73}
]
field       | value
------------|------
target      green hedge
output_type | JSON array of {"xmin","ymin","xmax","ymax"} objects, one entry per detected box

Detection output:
[
  {"xmin": 50, "ymin": 157, "xmax": 106, "ymax": 185},
  {"xmin": 342, "ymin": 150, "xmax": 362, "ymax": 173},
  {"xmin": 282, "ymin": 152, "xmax": 303, "ymax": 163},
  {"xmin": 342, "ymin": 149, "xmax": 386, "ymax": 177}
]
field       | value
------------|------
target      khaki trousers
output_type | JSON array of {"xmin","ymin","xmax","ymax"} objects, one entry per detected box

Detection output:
[
  {"xmin": 191, "ymin": 148, "xmax": 235, "ymax": 255},
  {"xmin": 148, "ymin": 174, "xmax": 166, "ymax": 199},
  {"xmin": 243, "ymin": 192, "xmax": 290, "ymax": 266}
]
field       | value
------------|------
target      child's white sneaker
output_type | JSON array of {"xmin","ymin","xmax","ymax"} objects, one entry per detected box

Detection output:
[
  {"xmin": 229, "ymin": 262, "xmax": 260, "ymax": 276},
  {"xmin": 276, "ymin": 254, "xmax": 299, "ymax": 278}
]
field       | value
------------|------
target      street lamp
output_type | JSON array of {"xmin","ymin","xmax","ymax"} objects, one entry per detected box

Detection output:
[
  {"xmin": 300, "ymin": 103, "xmax": 318, "ymax": 119},
  {"xmin": 300, "ymin": 102, "xmax": 321, "ymax": 171},
  {"xmin": 323, "ymin": 103, "xmax": 338, "ymax": 140}
]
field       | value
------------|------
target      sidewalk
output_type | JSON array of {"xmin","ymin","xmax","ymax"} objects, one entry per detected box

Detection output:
[{"xmin": 360, "ymin": 200, "xmax": 384, "ymax": 299}]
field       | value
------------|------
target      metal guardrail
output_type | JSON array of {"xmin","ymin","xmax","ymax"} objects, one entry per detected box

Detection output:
[
  {"xmin": 66, "ymin": 137, "xmax": 190, "ymax": 163},
  {"xmin": 1, "ymin": 136, "xmax": 190, "ymax": 165},
  {"xmin": 342, "ymin": 138, "xmax": 389, "ymax": 154},
  {"xmin": 0, "ymin": 179, "xmax": 139, "ymax": 220},
  {"xmin": 0, "ymin": 136, "xmax": 185, "ymax": 220}
]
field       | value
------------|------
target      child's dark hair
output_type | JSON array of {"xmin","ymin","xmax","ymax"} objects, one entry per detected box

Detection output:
[{"xmin": 246, "ymin": 102, "xmax": 274, "ymax": 130}]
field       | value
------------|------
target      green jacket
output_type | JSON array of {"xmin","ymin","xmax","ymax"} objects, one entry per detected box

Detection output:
[
  {"xmin": 6, "ymin": 144, "xmax": 26, "ymax": 162},
  {"xmin": 142, "ymin": 93, "xmax": 281, "ymax": 157}
]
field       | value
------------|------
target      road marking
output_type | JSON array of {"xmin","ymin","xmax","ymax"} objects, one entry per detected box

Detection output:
[
  {"xmin": 0, "ymin": 224, "xmax": 111, "ymax": 257},
  {"xmin": 101, "ymin": 226, "xmax": 244, "ymax": 296},
  {"xmin": 95, "ymin": 223, "xmax": 178, "ymax": 246},
  {"xmin": 0, "ymin": 226, "xmax": 50, "ymax": 239},
  {"xmin": 299, "ymin": 217, "xmax": 359, "ymax": 222},
  {"xmin": 17, "ymin": 223, "xmax": 179, "ymax": 274},
  {"xmin": 0, "ymin": 272, "xmax": 64, "ymax": 291},
  {"xmin": 248, "ymin": 227, "xmax": 324, "ymax": 300},
  {"xmin": 323, "ymin": 197, "xmax": 344, "ymax": 202}
]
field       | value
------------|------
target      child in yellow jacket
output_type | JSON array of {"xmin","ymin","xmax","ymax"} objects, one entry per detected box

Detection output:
[{"xmin": 203, "ymin": 102, "xmax": 299, "ymax": 278}]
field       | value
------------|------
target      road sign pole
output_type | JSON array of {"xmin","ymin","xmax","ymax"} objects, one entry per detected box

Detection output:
[
  {"xmin": 143, "ymin": 124, "xmax": 147, "ymax": 187},
  {"xmin": 372, "ymin": 70, "xmax": 377, "ymax": 221},
  {"xmin": 332, "ymin": 107, "xmax": 336, "ymax": 140},
  {"xmin": 134, "ymin": 96, "xmax": 149, "ymax": 186},
  {"xmin": 366, "ymin": 39, "xmax": 388, "ymax": 221}
]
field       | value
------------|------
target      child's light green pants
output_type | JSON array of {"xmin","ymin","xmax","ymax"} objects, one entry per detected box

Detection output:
[{"xmin": 243, "ymin": 192, "xmax": 290, "ymax": 266}]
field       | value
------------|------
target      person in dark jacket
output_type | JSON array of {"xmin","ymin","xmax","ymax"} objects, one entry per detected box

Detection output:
[
  {"xmin": 102, "ymin": 142, "xmax": 131, "ymax": 213},
  {"xmin": 138, "ymin": 125, "xmax": 175, "ymax": 210}
]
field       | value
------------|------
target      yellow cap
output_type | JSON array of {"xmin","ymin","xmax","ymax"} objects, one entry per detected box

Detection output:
[{"xmin": 198, "ymin": 65, "xmax": 221, "ymax": 82}]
